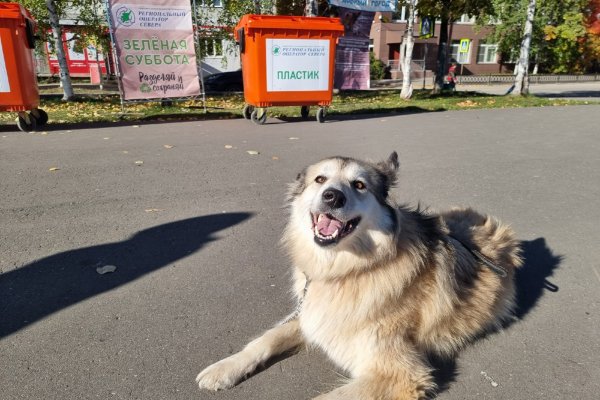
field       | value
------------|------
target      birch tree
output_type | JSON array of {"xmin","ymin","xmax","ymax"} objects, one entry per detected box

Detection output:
[
  {"xmin": 305, "ymin": 0, "xmax": 318, "ymax": 16},
  {"xmin": 46, "ymin": 0, "xmax": 74, "ymax": 100},
  {"xmin": 512, "ymin": 0, "xmax": 536, "ymax": 95},
  {"xmin": 400, "ymin": 1, "xmax": 416, "ymax": 99}
]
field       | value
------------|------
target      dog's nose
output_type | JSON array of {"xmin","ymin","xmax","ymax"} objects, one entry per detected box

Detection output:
[{"xmin": 322, "ymin": 189, "xmax": 346, "ymax": 209}]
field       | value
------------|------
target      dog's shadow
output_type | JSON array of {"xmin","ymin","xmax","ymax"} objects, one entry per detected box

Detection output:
[{"xmin": 430, "ymin": 237, "xmax": 562, "ymax": 395}]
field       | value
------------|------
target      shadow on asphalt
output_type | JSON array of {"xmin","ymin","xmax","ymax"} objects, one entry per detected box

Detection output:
[
  {"xmin": 514, "ymin": 238, "xmax": 562, "ymax": 319},
  {"xmin": 0, "ymin": 110, "xmax": 240, "ymax": 133},
  {"xmin": 430, "ymin": 237, "xmax": 562, "ymax": 394},
  {"xmin": 271, "ymin": 106, "xmax": 447, "ymax": 124},
  {"xmin": 0, "ymin": 213, "xmax": 252, "ymax": 339},
  {"xmin": 534, "ymin": 91, "xmax": 600, "ymax": 98}
]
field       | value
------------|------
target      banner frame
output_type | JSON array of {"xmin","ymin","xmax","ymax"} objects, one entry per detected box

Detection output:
[{"xmin": 104, "ymin": 0, "xmax": 206, "ymax": 113}]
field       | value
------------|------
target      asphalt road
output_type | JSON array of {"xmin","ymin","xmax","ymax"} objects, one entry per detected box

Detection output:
[{"xmin": 1, "ymin": 106, "xmax": 599, "ymax": 400}]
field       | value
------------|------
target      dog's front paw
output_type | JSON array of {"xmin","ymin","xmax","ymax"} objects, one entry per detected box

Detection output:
[{"xmin": 195, "ymin": 356, "xmax": 248, "ymax": 391}]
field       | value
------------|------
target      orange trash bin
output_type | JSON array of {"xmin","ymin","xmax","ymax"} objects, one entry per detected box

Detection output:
[
  {"xmin": 0, "ymin": 2, "xmax": 47, "ymax": 132},
  {"xmin": 234, "ymin": 15, "xmax": 344, "ymax": 124}
]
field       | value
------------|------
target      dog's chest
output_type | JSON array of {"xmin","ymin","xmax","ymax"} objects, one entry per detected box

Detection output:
[{"xmin": 299, "ymin": 280, "xmax": 377, "ymax": 375}]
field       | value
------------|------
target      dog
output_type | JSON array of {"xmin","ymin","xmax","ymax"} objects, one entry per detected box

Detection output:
[{"xmin": 196, "ymin": 152, "xmax": 522, "ymax": 399}]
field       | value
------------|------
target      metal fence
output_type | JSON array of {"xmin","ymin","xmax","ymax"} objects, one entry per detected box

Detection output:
[
  {"xmin": 386, "ymin": 60, "xmax": 600, "ymax": 85},
  {"xmin": 456, "ymin": 74, "xmax": 600, "ymax": 85}
]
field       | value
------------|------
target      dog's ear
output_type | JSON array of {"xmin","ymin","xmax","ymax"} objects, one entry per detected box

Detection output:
[
  {"xmin": 375, "ymin": 152, "xmax": 399, "ymax": 197},
  {"xmin": 287, "ymin": 168, "xmax": 307, "ymax": 202},
  {"xmin": 383, "ymin": 151, "xmax": 399, "ymax": 172}
]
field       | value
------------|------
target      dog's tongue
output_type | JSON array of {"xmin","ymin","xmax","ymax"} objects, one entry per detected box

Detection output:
[{"xmin": 317, "ymin": 214, "xmax": 343, "ymax": 236}]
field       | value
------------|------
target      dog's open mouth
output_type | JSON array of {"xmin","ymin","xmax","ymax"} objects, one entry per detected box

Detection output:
[{"xmin": 311, "ymin": 213, "xmax": 361, "ymax": 246}]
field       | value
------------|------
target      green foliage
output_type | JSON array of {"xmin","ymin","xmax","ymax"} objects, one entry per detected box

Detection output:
[
  {"xmin": 5, "ymin": 0, "xmax": 110, "ymax": 56},
  {"xmin": 477, "ymin": 0, "xmax": 593, "ymax": 73},
  {"xmin": 417, "ymin": 0, "xmax": 494, "ymax": 21},
  {"xmin": 543, "ymin": 10, "xmax": 587, "ymax": 72},
  {"xmin": 370, "ymin": 52, "xmax": 388, "ymax": 80}
]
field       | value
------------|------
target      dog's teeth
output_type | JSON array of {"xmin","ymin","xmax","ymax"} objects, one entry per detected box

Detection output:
[
  {"xmin": 314, "ymin": 226, "xmax": 320, "ymax": 236},
  {"xmin": 332, "ymin": 229, "xmax": 339, "ymax": 238},
  {"xmin": 317, "ymin": 214, "xmax": 324, "ymax": 223}
]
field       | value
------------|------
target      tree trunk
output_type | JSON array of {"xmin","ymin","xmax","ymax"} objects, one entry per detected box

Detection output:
[
  {"xmin": 433, "ymin": 3, "xmax": 450, "ymax": 93},
  {"xmin": 46, "ymin": 0, "xmax": 74, "ymax": 101},
  {"xmin": 513, "ymin": 0, "xmax": 536, "ymax": 96},
  {"xmin": 254, "ymin": 0, "xmax": 261, "ymax": 14},
  {"xmin": 400, "ymin": 1, "xmax": 416, "ymax": 99},
  {"xmin": 305, "ymin": 0, "xmax": 317, "ymax": 17}
]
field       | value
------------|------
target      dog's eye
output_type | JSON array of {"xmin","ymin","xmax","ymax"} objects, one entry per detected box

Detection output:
[
  {"xmin": 315, "ymin": 176, "xmax": 326, "ymax": 184},
  {"xmin": 353, "ymin": 181, "xmax": 366, "ymax": 190}
]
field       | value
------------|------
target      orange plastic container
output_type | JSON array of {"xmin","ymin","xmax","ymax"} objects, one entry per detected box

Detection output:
[
  {"xmin": 0, "ymin": 3, "xmax": 39, "ymax": 112},
  {"xmin": 0, "ymin": 3, "xmax": 46, "ymax": 132},
  {"xmin": 234, "ymin": 15, "xmax": 344, "ymax": 123}
]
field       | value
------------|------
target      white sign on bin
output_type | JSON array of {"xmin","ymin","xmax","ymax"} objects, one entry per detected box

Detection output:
[
  {"xmin": 0, "ymin": 37, "xmax": 11, "ymax": 93},
  {"xmin": 266, "ymin": 39, "xmax": 330, "ymax": 92}
]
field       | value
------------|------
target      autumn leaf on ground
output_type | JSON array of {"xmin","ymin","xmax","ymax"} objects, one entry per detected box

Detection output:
[{"xmin": 457, "ymin": 100, "xmax": 478, "ymax": 107}]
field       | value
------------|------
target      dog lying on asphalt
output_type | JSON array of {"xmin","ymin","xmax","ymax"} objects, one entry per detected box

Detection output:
[{"xmin": 196, "ymin": 152, "xmax": 522, "ymax": 399}]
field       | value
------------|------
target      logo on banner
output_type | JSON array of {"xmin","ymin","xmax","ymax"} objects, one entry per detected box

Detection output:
[
  {"xmin": 273, "ymin": 45, "xmax": 281, "ymax": 56},
  {"xmin": 116, "ymin": 6, "xmax": 135, "ymax": 27}
]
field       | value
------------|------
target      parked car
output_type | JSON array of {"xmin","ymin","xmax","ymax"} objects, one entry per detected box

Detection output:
[{"xmin": 203, "ymin": 70, "xmax": 243, "ymax": 93}]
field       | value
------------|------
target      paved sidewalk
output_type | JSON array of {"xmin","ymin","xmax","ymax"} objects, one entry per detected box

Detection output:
[
  {"xmin": 1, "ymin": 106, "xmax": 599, "ymax": 400},
  {"xmin": 457, "ymin": 81, "xmax": 600, "ymax": 101}
]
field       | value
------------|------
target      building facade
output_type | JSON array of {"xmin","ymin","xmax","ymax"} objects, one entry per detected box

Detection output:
[
  {"xmin": 197, "ymin": 0, "xmax": 241, "ymax": 76},
  {"xmin": 370, "ymin": 10, "xmax": 513, "ymax": 79}
]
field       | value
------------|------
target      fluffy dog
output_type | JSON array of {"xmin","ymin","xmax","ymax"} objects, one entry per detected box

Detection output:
[{"xmin": 196, "ymin": 152, "xmax": 522, "ymax": 399}]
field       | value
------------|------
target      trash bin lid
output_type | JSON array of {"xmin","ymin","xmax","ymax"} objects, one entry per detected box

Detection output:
[{"xmin": 236, "ymin": 14, "xmax": 344, "ymax": 35}]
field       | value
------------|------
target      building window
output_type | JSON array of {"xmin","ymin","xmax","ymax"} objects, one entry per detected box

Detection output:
[
  {"xmin": 200, "ymin": 38, "xmax": 223, "ymax": 57},
  {"xmin": 392, "ymin": 6, "xmax": 406, "ymax": 22},
  {"xmin": 456, "ymin": 14, "xmax": 475, "ymax": 24},
  {"xmin": 201, "ymin": 0, "xmax": 222, "ymax": 7},
  {"xmin": 450, "ymin": 40, "xmax": 471, "ymax": 64},
  {"xmin": 477, "ymin": 42, "xmax": 498, "ymax": 64}
]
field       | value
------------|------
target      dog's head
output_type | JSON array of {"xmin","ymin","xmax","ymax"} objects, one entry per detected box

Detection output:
[{"xmin": 284, "ymin": 153, "xmax": 399, "ymax": 277}]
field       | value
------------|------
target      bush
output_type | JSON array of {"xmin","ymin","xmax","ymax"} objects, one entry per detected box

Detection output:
[{"xmin": 370, "ymin": 52, "xmax": 388, "ymax": 80}]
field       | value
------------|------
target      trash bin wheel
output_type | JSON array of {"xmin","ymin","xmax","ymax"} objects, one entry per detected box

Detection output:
[
  {"xmin": 242, "ymin": 104, "xmax": 254, "ymax": 120},
  {"xmin": 16, "ymin": 113, "xmax": 37, "ymax": 132},
  {"xmin": 316, "ymin": 107, "xmax": 327, "ymax": 123},
  {"xmin": 251, "ymin": 108, "xmax": 267, "ymax": 125},
  {"xmin": 30, "ymin": 108, "xmax": 48, "ymax": 126},
  {"xmin": 300, "ymin": 106, "xmax": 310, "ymax": 119}
]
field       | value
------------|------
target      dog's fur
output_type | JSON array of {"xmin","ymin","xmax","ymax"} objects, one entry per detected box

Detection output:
[{"xmin": 196, "ymin": 153, "xmax": 522, "ymax": 399}]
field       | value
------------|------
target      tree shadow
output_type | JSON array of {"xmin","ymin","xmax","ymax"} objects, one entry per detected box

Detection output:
[
  {"xmin": 430, "ymin": 237, "xmax": 562, "ymax": 395},
  {"xmin": 270, "ymin": 106, "xmax": 447, "ymax": 124},
  {"xmin": 534, "ymin": 90, "xmax": 600, "ymax": 99},
  {"xmin": 0, "ymin": 213, "xmax": 252, "ymax": 339}
]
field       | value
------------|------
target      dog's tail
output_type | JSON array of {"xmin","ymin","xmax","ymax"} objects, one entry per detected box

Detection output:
[{"xmin": 442, "ymin": 207, "xmax": 523, "ymax": 273}]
